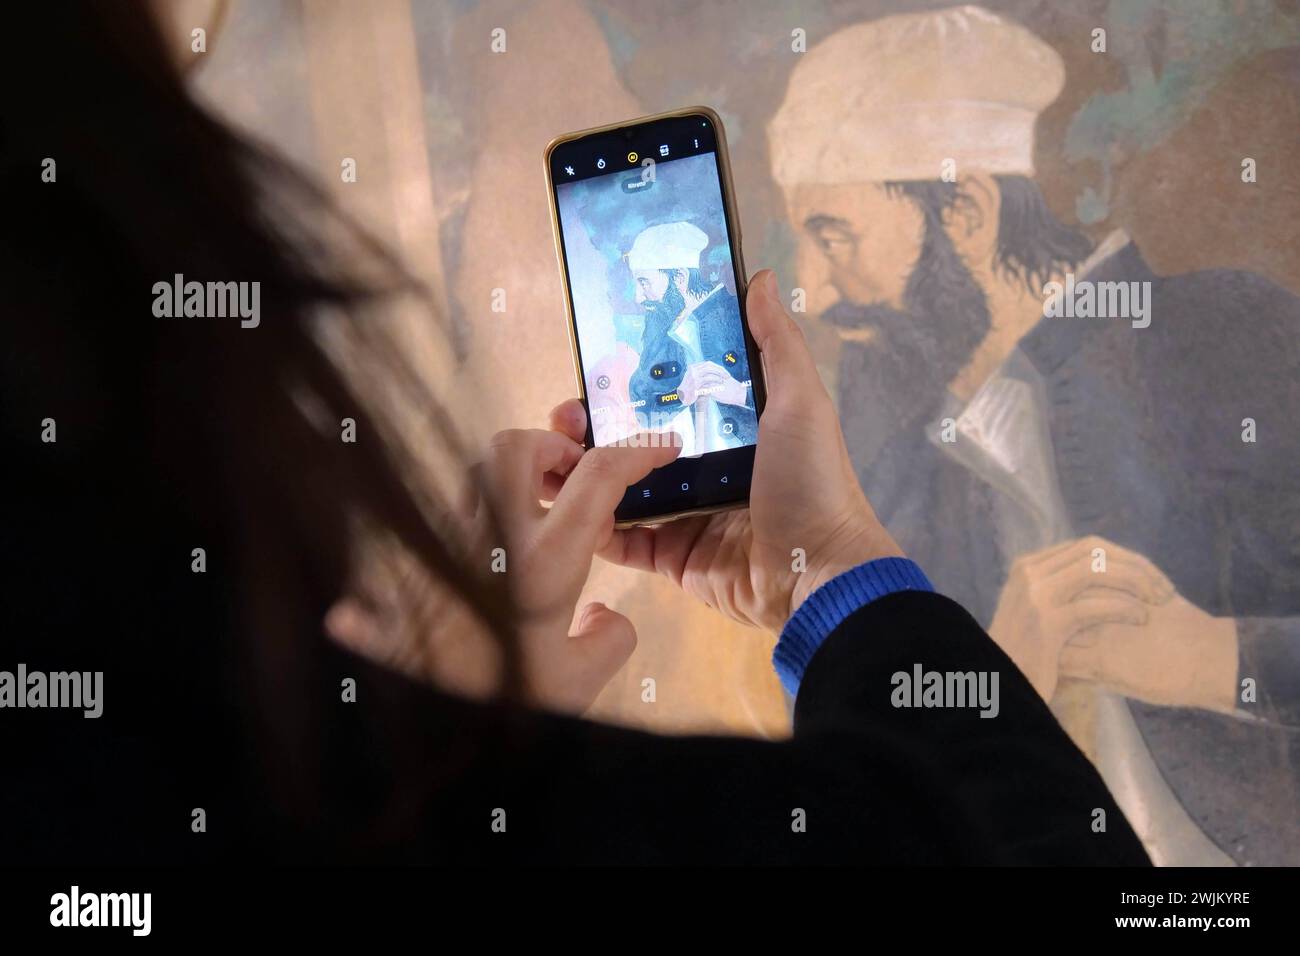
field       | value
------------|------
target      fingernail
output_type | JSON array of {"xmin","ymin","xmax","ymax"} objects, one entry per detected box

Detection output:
[
  {"xmin": 580, "ymin": 602, "xmax": 607, "ymax": 628},
  {"xmin": 762, "ymin": 270, "xmax": 779, "ymax": 301}
]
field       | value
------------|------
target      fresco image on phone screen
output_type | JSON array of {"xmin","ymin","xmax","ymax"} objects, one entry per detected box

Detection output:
[{"xmin": 556, "ymin": 152, "xmax": 754, "ymax": 455}]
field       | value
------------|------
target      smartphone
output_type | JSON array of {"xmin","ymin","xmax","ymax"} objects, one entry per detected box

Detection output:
[{"xmin": 544, "ymin": 106, "xmax": 765, "ymax": 527}]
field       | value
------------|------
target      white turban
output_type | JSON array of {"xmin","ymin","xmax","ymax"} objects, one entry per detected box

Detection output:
[
  {"xmin": 769, "ymin": 5, "xmax": 1065, "ymax": 185},
  {"xmin": 626, "ymin": 221, "xmax": 709, "ymax": 272}
]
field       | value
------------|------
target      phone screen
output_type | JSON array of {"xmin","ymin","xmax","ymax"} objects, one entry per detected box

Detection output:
[{"xmin": 548, "ymin": 111, "xmax": 762, "ymax": 523}]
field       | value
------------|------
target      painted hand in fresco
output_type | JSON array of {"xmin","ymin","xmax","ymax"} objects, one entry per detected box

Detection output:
[
  {"xmin": 1059, "ymin": 594, "xmax": 1239, "ymax": 711},
  {"xmin": 551, "ymin": 270, "xmax": 902, "ymax": 634},
  {"xmin": 988, "ymin": 536, "xmax": 1176, "ymax": 701},
  {"xmin": 679, "ymin": 360, "xmax": 747, "ymax": 407}
]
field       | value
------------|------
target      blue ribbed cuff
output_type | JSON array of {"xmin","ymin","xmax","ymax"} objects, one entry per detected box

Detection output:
[{"xmin": 773, "ymin": 557, "xmax": 934, "ymax": 697}]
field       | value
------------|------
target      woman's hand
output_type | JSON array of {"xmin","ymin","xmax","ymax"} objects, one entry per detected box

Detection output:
[
  {"xmin": 549, "ymin": 270, "xmax": 902, "ymax": 634},
  {"xmin": 478, "ymin": 428, "xmax": 681, "ymax": 714},
  {"xmin": 325, "ymin": 427, "xmax": 679, "ymax": 716}
]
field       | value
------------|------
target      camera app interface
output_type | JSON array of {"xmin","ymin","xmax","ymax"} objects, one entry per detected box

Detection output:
[{"xmin": 555, "ymin": 137, "xmax": 755, "ymax": 457}]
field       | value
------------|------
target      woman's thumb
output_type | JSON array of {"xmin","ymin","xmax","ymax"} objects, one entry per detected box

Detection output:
[
  {"xmin": 745, "ymin": 270, "xmax": 818, "ymax": 402},
  {"xmin": 571, "ymin": 602, "xmax": 638, "ymax": 672}
]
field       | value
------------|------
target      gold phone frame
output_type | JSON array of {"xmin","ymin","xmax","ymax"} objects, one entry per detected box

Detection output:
[{"xmin": 544, "ymin": 106, "xmax": 764, "ymax": 529}]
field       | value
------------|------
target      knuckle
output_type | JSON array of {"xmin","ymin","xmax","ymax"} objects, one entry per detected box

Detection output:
[
  {"xmin": 1026, "ymin": 580, "xmax": 1049, "ymax": 606},
  {"xmin": 1088, "ymin": 534, "xmax": 1117, "ymax": 554},
  {"xmin": 487, "ymin": 428, "xmax": 527, "ymax": 454},
  {"xmin": 578, "ymin": 447, "xmax": 619, "ymax": 478}
]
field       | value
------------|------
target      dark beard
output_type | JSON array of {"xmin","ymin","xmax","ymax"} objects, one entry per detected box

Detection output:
[
  {"xmin": 827, "ymin": 234, "xmax": 991, "ymax": 466},
  {"xmin": 642, "ymin": 281, "xmax": 687, "ymax": 325}
]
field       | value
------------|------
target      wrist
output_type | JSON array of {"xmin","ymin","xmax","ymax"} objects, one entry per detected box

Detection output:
[
  {"xmin": 1196, "ymin": 614, "xmax": 1240, "ymax": 712},
  {"xmin": 774, "ymin": 554, "xmax": 932, "ymax": 697},
  {"xmin": 789, "ymin": 519, "xmax": 904, "ymax": 619}
]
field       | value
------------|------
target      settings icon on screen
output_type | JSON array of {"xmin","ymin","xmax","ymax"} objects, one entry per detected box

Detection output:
[{"xmin": 564, "ymin": 166, "xmax": 575, "ymax": 176}]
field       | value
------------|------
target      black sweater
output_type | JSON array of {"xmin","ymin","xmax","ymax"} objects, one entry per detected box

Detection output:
[{"xmin": 3, "ymin": 579, "xmax": 1150, "ymax": 865}]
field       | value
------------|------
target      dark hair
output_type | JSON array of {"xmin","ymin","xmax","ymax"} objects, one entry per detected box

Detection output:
[
  {"xmin": 992, "ymin": 174, "xmax": 1094, "ymax": 292},
  {"xmin": 3, "ymin": 2, "xmax": 520, "ymax": 833},
  {"xmin": 880, "ymin": 180, "xmax": 991, "ymax": 381},
  {"xmin": 885, "ymin": 176, "xmax": 1093, "ymax": 295},
  {"xmin": 662, "ymin": 266, "xmax": 716, "ymax": 298}
]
